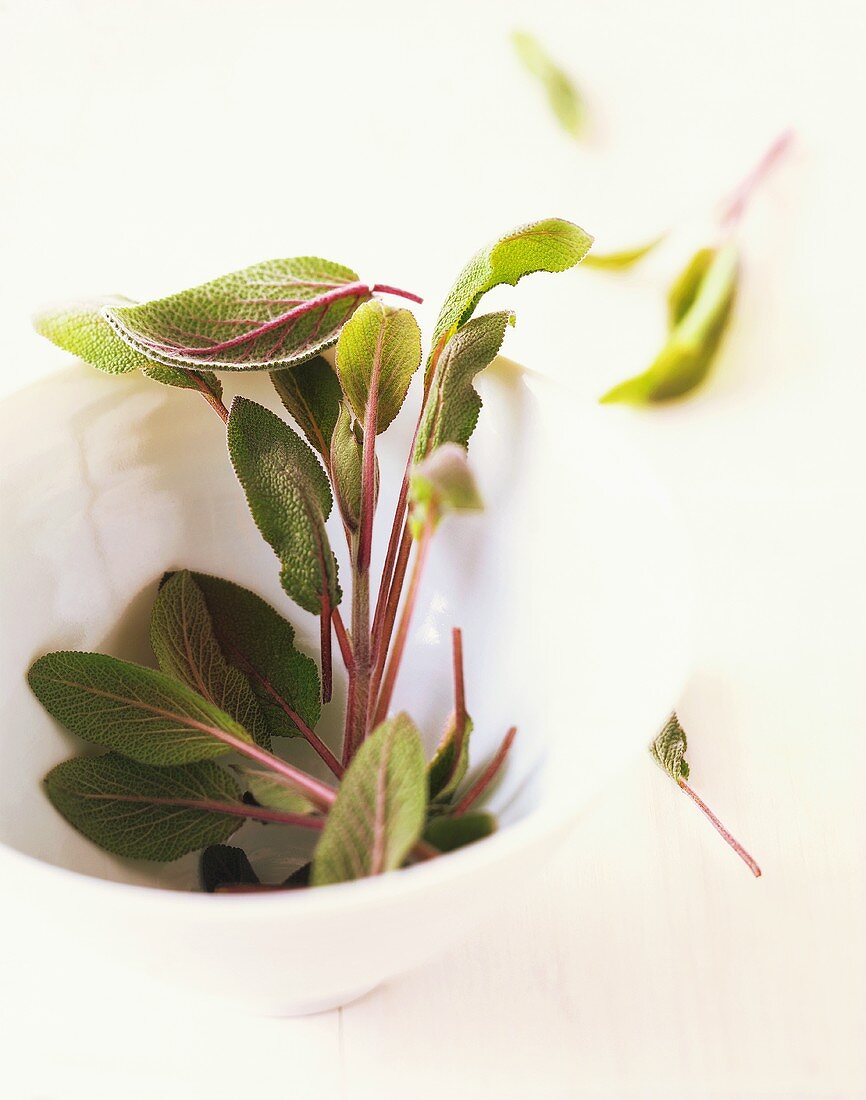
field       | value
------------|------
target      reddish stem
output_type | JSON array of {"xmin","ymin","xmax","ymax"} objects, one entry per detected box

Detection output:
[
  {"xmin": 679, "ymin": 780, "xmax": 762, "ymax": 878},
  {"xmin": 218, "ymin": 730, "xmax": 337, "ymax": 811},
  {"xmin": 372, "ymin": 283, "xmax": 424, "ymax": 305},
  {"xmin": 370, "ymin": 526, "xmax": 412, "ymax": 707},
  {"xmin": 320, "ymin": 592, "xmax": 333, "ymax": 704},
  {"xmin": 720, "ymin": 129, "xmax": 794, "ymax": 228},
  {"xmin": 452, "ymin": 727, "xmax": 517, "ymax": 815},
  {"xmin": 451, "ymin": 627, "xmax": 468, "ymax": 767},
  {"xmin": 191, "ymin": 371, "xmax": 229, "ymax": 422},
  {"xmin": 332, "ymin": 607, "xmax": 353, "ymax": 671}
]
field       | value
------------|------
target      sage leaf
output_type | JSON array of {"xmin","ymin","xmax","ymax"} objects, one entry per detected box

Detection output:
[
  {"xmin": 414, "ymin": 311, "xmax": 514, "ymax": 462},
  {"xmin": 33, "ymin": 295, "xmax": 152, "ymax": 374},
  {"xmin": 200, "ymin": 844, "xmax": 260, "ymax": 892},
  {"xmin": 334, "ymin": 300, "xmax": 422, "ymax": 433},
  {"xmin": 283, "ymin": 862, "xmax": 311, "ymax": 888},
  {"xmin": 104, "ymin": 257, "xmax": 371, "ymax": 371},
  {"xmin": 236, "ymin": 767, "xmax": 315, "ymax": 815},
  {"xmin": 423, "ymin": 812, "xmax": 496, "ymax": 852},
  {"xmin": 649, "ymin": 712, "xmax": 689, "ymax": 783},
  {"xmin": 582, "ymin": 234, "xmax": 666, "ymax": 271},
  {"xmin": 271, "ymin": 355, "xmax": 342, "ymax": 465},
  {"xmin": 142, "ymin": 364, "xmax": 223, "ymax": 401},
  {"xmin": 428, "ymin": 715, "xmax": 473, "ymax": 805},
  {"xmin": 512, "ymin": 31, "xmax": 585, "ymax": 139},
  {"xmin": 311, "ymin": 713, "xmax": 426, "ymax": 885},
  {"xmin": 44, "ymin": 753, "xmax": 244, "ymax": 861},
  {"xmin": 330, "ymin": 403, "xmax": 365, "ymax": 532},
  {"xmin": 600, "ymin": 243, "xmax": 739, "ymax": 404},
  {"xmin": 150, "ymin": 571, "xmax": 270, "ymax": 749},
  {"xmin": 408, "ymin": 444, "xmax": 483, "ymax": 538},
  {"xmin": 174, "ymin": 571, "xmax": 321, "ymax": 738},
  {"xmin": 227, "ymin": 397, "xmax": 340, "ymax": 616},
  {"xmin": 28, "ymin": 652, "xmax": 253, "ymax": 765},
  {"xmin": 429, "ymin": 218, "xmax": 592, "ymax": 380}
]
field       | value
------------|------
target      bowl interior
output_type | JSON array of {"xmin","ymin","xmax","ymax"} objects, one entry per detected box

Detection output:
[{"xmin": 0, "ymin": 362, "xmax": 689, "ymax": 890}]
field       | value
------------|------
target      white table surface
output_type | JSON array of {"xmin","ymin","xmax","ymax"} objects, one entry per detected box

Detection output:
[{"xmin": 1, "ymin": 1, "xmax": 863, "ymax": 1096}]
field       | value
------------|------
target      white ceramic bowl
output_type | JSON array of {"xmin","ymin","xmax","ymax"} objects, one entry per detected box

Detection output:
[{"xmin": 0, "ymin": 362, "xmax": 689, "ymax": 1015}]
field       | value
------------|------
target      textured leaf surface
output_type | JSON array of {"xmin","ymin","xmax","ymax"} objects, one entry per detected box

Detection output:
[
  {"xmin": 429, "ymin": 219, "xmax": 592, "ymax": 380},
  {"xmin": 335, "ymin": 300, "xmax": 421, "ymax": 433},
  {"xmin": 33, "ymin": 295, "xmax": 153, "ymax": 374},
  {"xmin": 200, "ymin": 844, "xmax": 260, "ymax": 892},
  {"xmin": 330, "ymin": 404, "xmax": 365, "ymax": 532},
  {"xmin": 600, "ymin": 243, "xmax": 739, "ymax": 404},
  {"xmin": 237, "ymin": 767, "xmax": 315, "ymax": 815},
  {"xmin": 512, "ymin": 31, "xmax": 585, "ymax": 138},
  {"xmin": 142, "ymin": 364, "xmax": 223, "ymax": 400},
  {"xmin": 409, "ymin": 444, "xmax": 483, "ymax": 537},
  {"xmin": 424, "ymin": 812, "xmax": 496, "ymax": 852},
  {"xmin": 649, "ymin": 713, "xmax": 690, "ymax": 783},
  {"xmin": 28, "ymin": 652, "xmax": 252, "ymax": 765},
  {"xmin": 228, "ymin": 397, "xmax": 340, "ymax": 614},
  {"xmin": 151, "ymin": 571, "xmax": 269, "ymax": 748},
  {"xmin": 180, "ymin": 571, "xmax": 321, "ymax": 738},
  {"xmin": 415, "ymin": 311, "xmax": 514, "ymax": 462},
  {"xmin": 104, "ymin": 257, "xmax": 371, "ymax": 371},
  {"xmin": 45, "ymin": 754, "xmax": 243, "ymax": 861},
  {"xmin": 311, "ymin": 714, "xmax": 426, "ymax": 885},
  {"xmin": 582, "ymin": 234, "xmax": 666, "ymax": 271},
  {"xmin": 271, "ymin": 355, "xmax": 342, "ymax": 463}
]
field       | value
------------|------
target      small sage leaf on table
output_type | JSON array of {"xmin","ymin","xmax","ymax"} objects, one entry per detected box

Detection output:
[
  {"xmin": 271, "ymin": 355, "xmax": 342, "ymax": 466},
  {"xmin": 151, "ymin": 571, "xmax": 270, "ymax": 749},
  {"xmin": 45, "ymin": 753, "xmax": 245, "ymax": 861},
  {"xmin": 600, "ymin": 242, "xmax": 739, "ymax": 404},
  {"xmin": 408, "ymin": 444, "xmax": 484, "ymax": 539},
  {"xmin": 512, "ymin": 30, "xmax": 586, "ymax": 139},
  {"xmin": 330, "ymin": 403, "xmax": 367, "ymax": 533},
  {"xmin": 28, "ymin": 652, "xmax": 253, "ymax": 765},
  {"xmin": 312, "ymin": 713, "xmax": 427, "ymax": 885},
  {"xmin": 236, "ymin": 767, "xmax": 315, "ymax": 815},
  {"xmin": 171, "ymin": 571, "xmax": 321, "ymax": 740},
  {"xmin": 104, "ymin": 257, "xmax": 371, "ymax": 371},
  {"xmin": 423, "ymin": 812, "xmax": 496, "ymax": 852},
  {"xmin": 429, "ymin": 218, "xmax": 593, "ymax": 379},
  {"xmin": 228, "ymin": 397, "xmax": 340, "ymax": 615},
  {"xmin": 581, "ymin": 234, "xmax": 666, "ymax": 271},
  {"xmin": 334, "ymin": 300, "xmax": 422, "ymax": 433},
  {"xmin": 415, "ymin": 311, "xmax": 514, "ymax": 462},
  {"xmin": 200, "ymin": 844, "xmax": 261, "ymax": 892}
]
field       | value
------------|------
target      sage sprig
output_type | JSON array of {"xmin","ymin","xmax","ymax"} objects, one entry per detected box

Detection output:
[{"xmin": 30, "ymin": 217, "xmax": 589, "ymax": 891}]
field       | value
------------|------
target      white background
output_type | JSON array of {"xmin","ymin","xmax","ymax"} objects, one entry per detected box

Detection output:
[{"xmin": 1, "ymin": 1, "xmax": 864, "ymax": 1096}]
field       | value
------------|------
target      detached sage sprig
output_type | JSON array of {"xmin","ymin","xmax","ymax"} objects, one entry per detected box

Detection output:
[
  {"xmin": 650, "ymin": 713, "xmax": 761, "ymax": 878},
  {"xmin": 30, "ymin": 218, "xmax": 592, "ymax": 890}
]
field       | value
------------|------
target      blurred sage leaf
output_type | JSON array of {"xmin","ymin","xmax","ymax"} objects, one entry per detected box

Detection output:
[
  {"xmin": 600, "ymin": 242, "xmax": 739, "ymax": 404},
  {"xmin": 427, "ymin": 715, "xmax": 473, "ymax": 805},
  {"xmin": 236, "ymin": 766, "xmax": 316, "ymax": 815},
  {"xmin": 271, "ymin": 355, "xmax": 342, "ymax": 465},
  {"xmin": 582, "ymin": 234, "xmax": 666, "ymax": 271},
  {"xmin": 414, "ymin": 311, "xmax": 514, "ymax": 462},
  {"xmin": 423, "ymin": 812, "xmax": 496, "ymax": 852},
  {"xmin": 311, "ymin": 713, "xmax": 426, "ymax": 885},
  {"xmin": 45, "ymin": 753, "xmax": 244, "ymax": 861},
  {"xmin": 408, "ymin": 444, "xmax": 483, "ymax": 538},
  {"xmin": 200, "ymin": 844, "xmax": 260, "ymax": 892},
  {"xmin": 512, "ymin": 30, "xmax": 585, "ymax": 139},
  {"xmin": 28, "ymin": 652, "xmax": 252, "ymax": 765},
  {"xmin": 151, "ymin": 570, "xmax": 270, "ymax": 749},
  {"xmin": 429, "ymin": 218, "xmax": 592, "ymax": 380},
  {"xmin": 104, "ymin": 257, "xmax": 371, "ymax": 371},
  {"xmin": 227, "ymin": 397, "xmax": 340, "ymax": 616},
  {"xmin": 334, "ymin": 300, "xmax": 422, "ymax": 434}
]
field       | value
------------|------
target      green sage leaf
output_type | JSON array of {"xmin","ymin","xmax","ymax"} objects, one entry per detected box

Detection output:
[
  {"xmin": 142, "ymin": 364, "xmax": 223, "ymax": 401},
  {"xmin": 667, "ymin": 247, "xmax": 716, "ymax": 325},
  {"xmin": 28, "ymin": 652, "xmax": 252, "ymax": 765},
  {"xmin": 334, "ymin": 300, "xmax": 422, "ymax": 433},
  {"xmin": 423, "ymin": 812, "xmax": 496, "ymax": 852},
  {"xmin": 236, "ymin": 767, "xmax": 315, "ymax": 815},
  {"xmin": 512, "ymin": 31, "xmax": 585, "ymax": 139},
  {"xmin": 414, "ymin": 311, "xmax": 514, "ymax": 462},
  {"xmin": 45, "ymin": 753, "xmax": 244, "ymax": 861},
  {"xmin": 172, "ymin": 571, "xmax": 320, "ymax": 738},
  {"xmin": 429, "ymin": 218, "xmax": 592, "ymax": 381},
  {"xmin": 649, "ymin": 712, "xmax": 689, "ymax": 783},
  {"xmin": 600, "ymin": 243, "xmax": 739, "ymax": 404},
  {"xmin": 582, "ymin": 234, "xmax": 666, "ymax": 271},
  {"xmin": 330, "ymin": 403, "xmax": 365, "ymax": 532},
  {"xmin": 428, "ymin": 715, "xmax": 473, "ymax": 805},
  {"xmin": 150, "ymin": 571, "xmax": 270, "ymax": 749},
  {"xmin": 408, "ymin": 444, "xmax": 483, "ymax": 538},
  {"xmin": 271, "ymin": 355, "xmax": 342, "ymax": 464},
  {"xmin": 200, "ymin": 844, "xmax": 260, "ymax": 892},
  {"xmin": 311, "ymin": 713, "xmax": 427, "ymax": 885},
  {"xmin": 33, "ymin": 295, "xmax": 152, "ymax": 374},
  {"xmin": 227, "ymin": 397, "xmax": 340, "ymax": 615},
  {"xmin": 104, "ymin": 257, "xmax": 370, "ymax": 371}
]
